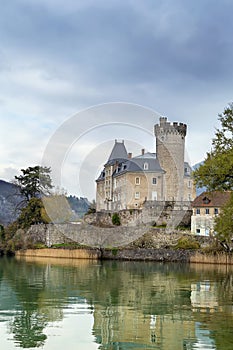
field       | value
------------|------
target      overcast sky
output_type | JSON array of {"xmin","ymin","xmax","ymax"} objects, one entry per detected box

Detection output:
[{"xmin": 0, "ymin": 0, "xmax": 233, "ymax": 199}]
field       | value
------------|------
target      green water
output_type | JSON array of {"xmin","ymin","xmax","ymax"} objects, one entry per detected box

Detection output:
[{"xmin": 0, "ymin": 257, "xmax": 232, "ymax": 350}]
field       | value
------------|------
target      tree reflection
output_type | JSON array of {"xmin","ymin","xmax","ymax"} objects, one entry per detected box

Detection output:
[
  {"xmin": 1, "ymin": 257, "xmax": 59, "ymax": 348},
  {"xmin": 9, "ymin": 310, "xmax": 47, "ymax": 348},
  {"xmin": 1, "ymin": 257, "xmax": 233, "ymax": 349}
]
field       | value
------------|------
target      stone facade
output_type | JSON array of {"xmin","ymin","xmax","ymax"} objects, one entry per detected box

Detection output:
[
  {"xmin": 96, "ymin": 117, "xmax": 195, "ymax": 212},
  {"xmin": 154, "ymin": 117, "xmax": 187, "ymax": 201}
]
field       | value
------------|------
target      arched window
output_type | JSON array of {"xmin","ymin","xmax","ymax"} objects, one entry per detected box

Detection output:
[{"xmin": 143, "ymin": 162, "xmax": 148, "ymax": 170}]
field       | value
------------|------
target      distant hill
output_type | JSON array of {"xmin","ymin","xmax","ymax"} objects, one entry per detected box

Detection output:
[
  {"xmin": 0, "ymin": 180, "xmax": 23, "ymax": 226},
  {"xmin": 192, "ymin": 161, "xmax": 206, "ymax": 196},
  {"xmin": 67, "ymin": 195, "xmax": 90, "ymax": 218},
  {"xmin": 0, "ymin": 179, "xmax": 90, "ymax": 226}
]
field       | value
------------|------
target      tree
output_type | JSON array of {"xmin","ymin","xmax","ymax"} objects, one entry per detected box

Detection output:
[
  {"xmin": 214, "ymin": 194, "xmax": 233, "ymax": 249},
  {"xmin": 15, "ymin": 166, "xmax": 53, "ymax": 203},
  {"xmin": 112, "ymin": 212, "xmax": 121, "ymax": 226},
  {"xmin": 193, "ymin": 105, "xmax": 233, "ymax": 191},
  {"xmin": 17, "ymin": 198, "xmax": 50, "ymax": 229},
  {"xmin": 4, "ymin": 166, "xmax": 53, "ymax": 245},
  {"xmin": 193, "ymin": 104, "xmax": 233, "ymax": 246},
  {"xmin": 86, "ymin": 199, "xmax": 96, "ymax": 214}
]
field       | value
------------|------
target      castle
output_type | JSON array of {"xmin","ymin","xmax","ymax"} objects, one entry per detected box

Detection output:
[{"xmin": 96, "ymin": 117, "xmax": 195, "ymax": 211}]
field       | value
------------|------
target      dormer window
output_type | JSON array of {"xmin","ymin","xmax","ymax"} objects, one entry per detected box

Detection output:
[
  {"xmin": 143, "ymin": 162, "xmax": 149, "ymax": 170},
  {"xmin": 203, "ymin": 197, "xmax": 210, "ymax": 204}
]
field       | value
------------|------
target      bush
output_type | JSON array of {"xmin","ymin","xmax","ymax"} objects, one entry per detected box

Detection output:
[
  {"xmin": 112, "ymin": 213, "xmax": 121, "ymax": 226},
  {"xmin": 0, "ymin": 225, "xmax": 5, "ymax": 242},
  {"xmin": 175, "ymin": 236, "xmax": 200, "ymax": 250},
  {"xmin": 51, "ymin": 242, "xmax": 83, "ymax": 249},
  {"xmin": 111, "ymin": 248, "xmax": 118, "ymax": 256},
  {"xmin": 33, "ymin": 243, "xmax": 47, "ymax": 249},
  {"xmin": 153, "ymin": 222, "xmax": 167, "ymax": 228}
]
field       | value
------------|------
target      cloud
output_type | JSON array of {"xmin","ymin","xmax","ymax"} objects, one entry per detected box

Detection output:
[{"xmin": 1, "ymin": 0, "xmax": 233, "ymax": 197}]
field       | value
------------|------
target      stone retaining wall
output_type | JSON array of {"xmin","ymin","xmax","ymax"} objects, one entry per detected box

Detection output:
[
  {"xmin": 16, "ymin": 248, "xmax": 100, "ymax": 260},
  {"xmin": 26, "ymin": 223, "xmax": 161, "ymax": 248},
  {"xmin": 102, "ymin": 248, "xmax": 193, "ymax": 262},
  {"xmin": 15, "ymin": 248, "xmax": 233, "ymax": 264},
  {"xmin": 24, "ymin": 223, "xmax": 213, "ymax": 250}
]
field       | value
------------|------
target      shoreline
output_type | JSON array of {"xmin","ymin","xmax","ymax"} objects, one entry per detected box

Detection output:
[{"xmin": 15, "ymin": 247, "xmax": 233, "ymax": 265}]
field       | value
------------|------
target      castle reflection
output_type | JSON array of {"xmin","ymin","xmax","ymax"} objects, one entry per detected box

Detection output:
[{"xmin": 1, "ymin": 257, "xmax": 233, "ymax": 349}]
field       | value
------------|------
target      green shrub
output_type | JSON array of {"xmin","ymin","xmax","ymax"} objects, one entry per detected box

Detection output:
[
  {"xmin": 112, "ymin": 213, "xmax": 121, "ymax": 226},
  {"xmin": 111, "ymin": 248, "xmax": 118, "ymax": 256},
  {"xmin": 5, "ymin": 239, "xmax": 15, "ymax": 254},
  {"xmin": 51, "ymin": 242, "xmax": 82, "ymax": 249},
  {"xmin": 175, "ymin": 236, "xmax": 200, "ymax": 250},
  {"xmin": 153, "ymin": 222, "xmax": 167, "ymax": 228},
  {"xmin": 0, "ymin": 225, "xmax": 5, "ymax": 242},
  {"xmin": 34, "ymin": 243, "xmax": 47, "ymax": 249},
  {"xmin": 176, "ymin": 225, "xmax": 190, "ymax": 231}
]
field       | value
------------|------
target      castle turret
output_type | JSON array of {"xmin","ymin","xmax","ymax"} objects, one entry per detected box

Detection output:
[{"xmin": 154, "ymin": 117, "xmax": 187, "ymax": 202}]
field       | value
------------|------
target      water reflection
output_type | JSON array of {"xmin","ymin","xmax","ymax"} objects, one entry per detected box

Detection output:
[{"xmin": 0, "ymin": 257, "xmax": 232, "ymax": 349}]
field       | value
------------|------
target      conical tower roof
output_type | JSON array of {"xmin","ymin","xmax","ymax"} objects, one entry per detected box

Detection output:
[{"xmin": 107, "ymin": 140, "xmax": 128, "ymax": 164}]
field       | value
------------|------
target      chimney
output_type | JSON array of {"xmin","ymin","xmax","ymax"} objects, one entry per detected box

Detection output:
[
  {"xmin": 141, "ymin": 149, "xmax": 145, "ymax": 155},
  {"xmin": 128, "ymin": 153, "xmax": 132, "ymax": 159}
]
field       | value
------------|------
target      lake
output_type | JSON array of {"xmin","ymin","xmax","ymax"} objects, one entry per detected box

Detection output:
[{"xmin": 0, "ymin": 256, "xmax": 232, "ymax": 349}]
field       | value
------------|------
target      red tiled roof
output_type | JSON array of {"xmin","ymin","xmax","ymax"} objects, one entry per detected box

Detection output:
[{"xmin": 192, "ymin": 191, "xmax": 231, "ymax": 208}]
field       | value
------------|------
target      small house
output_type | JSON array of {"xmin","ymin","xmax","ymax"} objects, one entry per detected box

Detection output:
[{"xmin": 191, "ymin": 191, "xmax": 231, "ymax": 236}]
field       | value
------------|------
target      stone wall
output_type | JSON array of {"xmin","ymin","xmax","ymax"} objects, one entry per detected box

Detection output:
[
  {"xmin": 102, "ymin": 248, "xmax": 193, "ymax": 262},
  {"xmin": 16, "ymin": 223, "xmax": 233, "ymax": 264},
  {"xmin": 25, "ymin": 222, "xmax": 156, "ymax": 248},
  {"xmin": 23, "ymin": 222, "xmax": 211, "ymax": 251},
  {"xmin": 85, "ymin": 201, "xmax": 192, "ymax": 228},
  {"xmin": 15, "ymin": 246, "xmax": 233, "ymax": 264}
]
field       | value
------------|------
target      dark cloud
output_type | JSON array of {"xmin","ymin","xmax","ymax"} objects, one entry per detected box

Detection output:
[
  {"xmin": 1, "ymin": 0, "xmax": 233, "ymax": 88},
  {"xmin": 1, "ymin": 0, "xmax": 233, "ymax": 190}
]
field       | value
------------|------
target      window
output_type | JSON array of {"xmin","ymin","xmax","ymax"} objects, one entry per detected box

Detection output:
[
  {"xmin": 135, "ymin": 177, "xmax": 140, "ymax": 185},
  {"xmin": 205, "ymin": 229, "xmax": 210, "ymax": 236},
  {"xmin": 196, "ymin": 229, "xmax": 200, "ymax": 234},
  {"xmin": 196, "ymin": 208, "xmax": 200, "ymax": 215},
  {"xmin": 203, "ymin": 197, "xmax": 210, "ymax": 204},
  {"xmin": 205, "ymin": 208, "xmax": 210, "ymax": 215},
  {"xmin": 188, "ymin": 180, "xmax": 191, "ymax": 188},
  {"xmin": 143, "ymin": 162, "xmax": 148, "ymax": 170},
  {"xmin": 214, "ymin": 208, "xmax": 219, "ymax": 215},
  {"xmin": 152, "ymin": 191, "xmax": 157, "ymax": 200},
  {"xmin": 135, "ymin": 192, "xmax": 140, "ymax": 199},
  {"xmin": 152, "ymin": 177, "xmax": 157, "ymax": 185}
]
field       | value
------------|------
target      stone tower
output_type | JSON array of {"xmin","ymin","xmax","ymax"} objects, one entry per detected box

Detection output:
[{"xmin": 154, "ymin": 117, "xmax": 187, "ymax": 202}]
